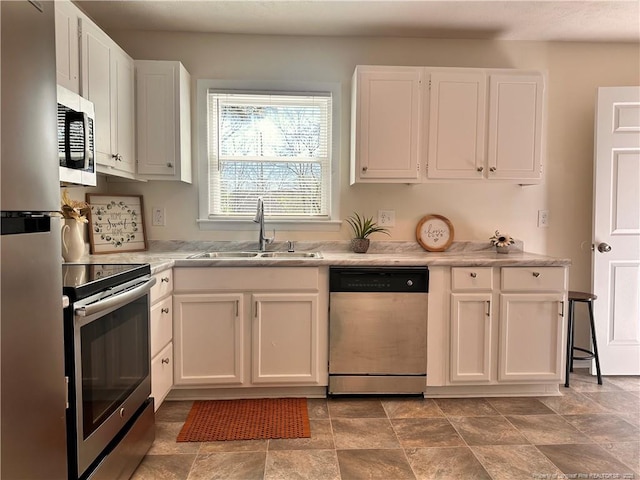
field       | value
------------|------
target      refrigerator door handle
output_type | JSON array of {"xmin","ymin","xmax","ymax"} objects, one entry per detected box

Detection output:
[{"xmin": 75, "ymin": 277, "xmax": 156, "ymax": 318}]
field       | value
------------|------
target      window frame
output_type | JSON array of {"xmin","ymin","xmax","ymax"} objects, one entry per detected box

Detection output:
[{"xmin": 197, "ymin": 79, "xmax": 341, "ymax": 232}]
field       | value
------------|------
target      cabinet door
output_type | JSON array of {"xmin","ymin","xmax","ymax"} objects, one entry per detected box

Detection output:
[
  {"xmin": 80, "ymin": 18, "xmax": 113, "ymax": 167},
  {"xmin": 450, "ymin": 293, "xmax": 493, "ymax": 382},
  {"xmin": 252, "ymin": 293, "xmax": 320, "ymax": 384},
  {"xmin": 111, "ymin": 48, "xmax": 136, "ymax": 174},
  {"xmin": 54, "ymin": 0, "xmax": 79, "ymax": 93},
  {"xmin": 487, "ymin": 74, "xmax": 543, "ymax": 183},
  {"xmin": 352, "ymin": 67, "xmax": 422, "ymax": 183},
  {"xmin": 498, "ymin": 293, "xmax": 565, "ymax": 382},
  {"xmin": 173, "ymin": 293, "xmax": 244, "ymax": 385},
  {"xmin": 151, "ymin": 342, "xmax": 173, "ymax": 411},
  {"xmin": 427, "ymin": 72, "xmax": 487, "ymax": 179}
]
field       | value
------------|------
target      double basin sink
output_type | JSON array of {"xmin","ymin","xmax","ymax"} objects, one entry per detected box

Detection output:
[{"xmin": 187, "ymin": 251, "xmax": 322, "ymax": 260}]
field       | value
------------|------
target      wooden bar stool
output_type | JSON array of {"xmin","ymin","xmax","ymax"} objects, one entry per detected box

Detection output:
[{"xmin": 564, "ymin": 291, "xmax": 602, "ymax": 387}]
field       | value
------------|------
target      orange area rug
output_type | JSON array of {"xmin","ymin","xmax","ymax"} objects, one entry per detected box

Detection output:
[{"xmin": 176, "ymin": 398, "xmax": 311, "ymax": 442}]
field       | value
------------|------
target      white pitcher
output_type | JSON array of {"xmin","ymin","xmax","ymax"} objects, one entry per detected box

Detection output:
[{"xmin": 61, "ymin": 219, "xmax": 85, "ymax": 262}]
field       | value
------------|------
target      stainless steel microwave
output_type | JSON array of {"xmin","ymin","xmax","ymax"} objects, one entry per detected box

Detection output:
[{"xmin": 58, "ymin": 85, "xmax": 97, "ymax": 186}]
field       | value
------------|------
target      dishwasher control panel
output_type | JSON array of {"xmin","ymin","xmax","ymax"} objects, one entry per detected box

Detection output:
[{"xmin": 329, "ymin": 267, "xmax": 428, "ymax": 293}]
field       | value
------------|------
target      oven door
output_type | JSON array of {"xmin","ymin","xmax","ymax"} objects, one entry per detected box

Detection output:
[{"xmin": 70, "ymin": 277, "xmax": 155, "ymax": 478}]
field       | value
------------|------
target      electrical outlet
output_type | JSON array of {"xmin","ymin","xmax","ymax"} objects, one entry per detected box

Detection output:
[
  {"xmin": 538, "ymin": 209, "xmax": 549, "ymax": 228},
  {"xmin": 378, "ymin": 210, "xmax": 396, "ymax": 227},
  {"xmin": 152, "ymin": 207, "xmax": 165, "ymax": 226}
]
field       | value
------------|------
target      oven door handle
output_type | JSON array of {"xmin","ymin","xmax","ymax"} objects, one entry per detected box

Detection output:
[{"xmin": 75, "ymin": 277, "xmax": 156, "ymax": 317}]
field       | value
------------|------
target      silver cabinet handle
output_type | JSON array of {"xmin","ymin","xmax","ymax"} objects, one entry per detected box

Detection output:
[
  {"xmin": 470, "ymin": 272, "xmax": 477, "ymax": 278},
  {"xmin": 597, "ymin": 243, "xmax": 612, "ymax": 253},
  {"xmin": 161, "ymin": 307, "xmax": 169, "ymax": 314},
  {"xmin": 532, "ymin": 272, "xmax": 541, "ymax": 278},
  {"xmin": 560, "ymin": 301, "xmax": 565, "ymax": 317},
  {"xmin": 161, "ymin": 277, "xmax": 170, "ymax": 283},
  {"xmin": 161, "ymin": 357, "xmax": 170, "ymax": 365},
  {"xmin": 486, "ymin": 300, "xmax": 491, "ymax": 317}
]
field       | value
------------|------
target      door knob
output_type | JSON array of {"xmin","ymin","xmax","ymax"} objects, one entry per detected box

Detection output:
[{"xmin": 597, "ymin": 242, "xmax": 612, "ymax": 253}]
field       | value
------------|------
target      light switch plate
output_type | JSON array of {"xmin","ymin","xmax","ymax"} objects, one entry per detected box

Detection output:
[{"xmin": 152, "ymin": 207, "xmax": 165, "ymax": 226}]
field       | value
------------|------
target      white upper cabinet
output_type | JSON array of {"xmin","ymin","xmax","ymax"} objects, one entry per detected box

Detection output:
[
  {"xmin": 350, "ymin": 66, "xmax": 423, "ymax": 184},
  {"xmin": 351, "ymin": 65, "xmax": 545, "ymax": 185},
  {"xmin": 54, "ymin": 0, "xmax": 80, "ymax": 93},
  {"xmin": 427, "ymin": 71, "xmax": 487, "ymax": 180},
  {"xmin": 487, "ymin": 73, "xmax": 544, "ymax": 182},
  {"xmin": 136, "ymin": 60, "xmax": 192, "ymax": 183},
  {"xmin": 80, "ymin": 16, "xmax": 136, "ymax": 179}
]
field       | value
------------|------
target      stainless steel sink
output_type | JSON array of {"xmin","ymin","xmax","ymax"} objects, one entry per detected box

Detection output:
[
  {"xmin": 187, "ymin": 251, "xmax": 322, "ymax": 259},
  {"xmin": 187, "ymin": 251, "xmax": 260, "ymax": 259},
  {"xmin": 259, "ymin": 252, "xmax": 322, "ymax": 258}
]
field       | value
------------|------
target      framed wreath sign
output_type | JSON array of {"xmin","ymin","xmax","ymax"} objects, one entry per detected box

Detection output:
[{"xmin": 86, "ymin": 194, "xmax": 148, "ymax": 254}]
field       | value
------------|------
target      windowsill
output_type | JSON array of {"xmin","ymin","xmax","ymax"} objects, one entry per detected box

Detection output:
[{"xmin": 196, "ymin": 218, "xmax": 343, "ymax": 232}]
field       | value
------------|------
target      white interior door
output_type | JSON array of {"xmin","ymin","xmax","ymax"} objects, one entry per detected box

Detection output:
[{"xmin": 592, "ymin": 86, "xmax": 640, "ymax": 375}]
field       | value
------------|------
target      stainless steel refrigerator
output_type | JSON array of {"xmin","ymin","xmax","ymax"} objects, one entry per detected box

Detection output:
[{"xmin": 1, "ymin": 1, "xmax": 68, "ymax": 478}]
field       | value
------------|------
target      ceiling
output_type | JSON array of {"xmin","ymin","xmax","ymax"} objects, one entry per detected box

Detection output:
[{"xmin": 75, "ymin": 1, "xmax": 640, "ymax": 43}]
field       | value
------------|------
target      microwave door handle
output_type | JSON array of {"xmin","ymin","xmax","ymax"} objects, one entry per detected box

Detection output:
[
  {"xmin": 82, "ymin": 112, "xmax": 90, "ymax": 169},
  {"xmin": 75, "ymin": 277, "xmax": 156, "ymax": 318}
]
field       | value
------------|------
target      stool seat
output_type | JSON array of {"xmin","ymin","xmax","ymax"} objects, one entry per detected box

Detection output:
[
  {"xmin": 569, "ymin": 291, "xmax": 597, "ymax": 301},
  {"xmin": 565, "ymin": 291, "xmax": 602, "ymax": 387}
]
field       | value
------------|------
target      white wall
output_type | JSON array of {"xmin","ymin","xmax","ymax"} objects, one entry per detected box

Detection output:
[{"xmin": 104, "ymin": 30, "xmax": 639, "ymax": 293}]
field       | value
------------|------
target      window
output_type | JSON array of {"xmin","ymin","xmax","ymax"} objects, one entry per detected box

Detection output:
[{"xmin": 200, "ymin": 86, "xmax": 337, "ymax": 228}]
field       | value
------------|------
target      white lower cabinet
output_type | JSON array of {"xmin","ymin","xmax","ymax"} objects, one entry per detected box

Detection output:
[
  {"xmin": 172, "ymin": 267, "xmax": 328, "ymax": 390},
  {"xmin": 428, "ymin": 265, "xmax": 567, "ymax": 396},
  {"xmin": 173, "ymin": 293, "xmax": 244, "ymax": 385},
  {"xmin": 149, "ymin": 269, "xmax": 174, "ymax": 410},
  {"xmin": 450, "ymin": 293, "xmax": 493, "ymax": 382}
]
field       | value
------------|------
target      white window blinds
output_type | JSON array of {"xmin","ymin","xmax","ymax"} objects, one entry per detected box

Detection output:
[{"xmin": 206, "ymin": 91, "xmax": 332, "ymax": 218}]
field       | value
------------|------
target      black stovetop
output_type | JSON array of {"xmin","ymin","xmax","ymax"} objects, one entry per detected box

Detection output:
[{"xmin": 62, "ymin": 263, "xmax": 151, "ymax": 301}]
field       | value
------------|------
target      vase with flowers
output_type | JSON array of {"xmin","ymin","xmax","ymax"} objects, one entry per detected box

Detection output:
[
  {"xmin": 345, "ymin": 212, "xmax": 390, "ymax": 253},
  {"xmin": 58, "ymin": 190, "xmax": 90, "ymax": 262},
  {"xmin": 489, "ymin": 230, "xmax": 515, "ymax": 254}
]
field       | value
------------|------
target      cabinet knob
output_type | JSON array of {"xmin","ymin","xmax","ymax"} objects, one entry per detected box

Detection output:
[
  {"xmin": 167, "ymin": 162, "xmax": 173, "ymax": 168},
  {"xmin": 161, "ymin": 277, "xmax": 170, "ymax": 283},
  {"xmin": 532, "ymin": 272, "xmax": 541, "ymax": 278},
  {"xmin": 161, "ymin": 357, "xmax": 170, "ymax": 365},
  {"xmin": 161, "ymin": 307, "xmax": 169, "ymax": 314},
  {"xmin": 489, "ymin": 166, "xmax": 496, "ymax": 172},
  {"xmin": 470, "ymin": 272, "xmax": 477, "ymax": 278},
  {"xmin": 112, "ymin": 153, "xmax": 122, "ymax": 161},
  {"xmin": 476, "ymin": 166, "xmax": 484, "ymax": 172},
  {"xmin": 362, "ymin": 166, "xmax": 368, "ymax": 173}
]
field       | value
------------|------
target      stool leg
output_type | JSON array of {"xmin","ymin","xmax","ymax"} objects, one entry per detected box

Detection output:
[
  {"xmin": 565, "ymin": 299, "xmax": 574, "ymax": 387},
  {"xmin": 569, "ymin": 300, "xmax": 576, "ymax": 372},
  {"xmin": 587, "ymin": 300, "xmax": 603, "ymax": 385}
]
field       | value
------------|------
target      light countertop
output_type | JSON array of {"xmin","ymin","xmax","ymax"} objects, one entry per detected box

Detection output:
[{"xmin": 66, "ymin": 241, "xmax": 571, "ymax": 274}]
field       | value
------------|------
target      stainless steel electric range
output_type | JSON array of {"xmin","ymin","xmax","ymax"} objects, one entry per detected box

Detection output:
[{"xmin": 62, "ymin": 263, "xmax": 156, "ymax": 480}]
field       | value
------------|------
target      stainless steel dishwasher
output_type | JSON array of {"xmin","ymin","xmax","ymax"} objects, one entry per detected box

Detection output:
[{"xmin": 329, "ymin": 267, "xmax": 429, "ymax": 395}]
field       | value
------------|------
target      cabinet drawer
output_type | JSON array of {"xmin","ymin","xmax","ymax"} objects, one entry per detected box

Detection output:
[
  {"xmin": 150, "ymin": 296, "xmax": 172, "ymax": 357},
  {"xmin": 151, "ymin": 269, "xmax": 173, "ymax": 302},
  {"xmin": 501, "ymin": 267, "xmax": 566, "ymax": 292},
  {"xmin": 452, "ymin": 267, "xmax": 493, "ymax": 290},
  {"xmin": 151, "ymin": 342, "xmax": 173, "ymax": 411}
]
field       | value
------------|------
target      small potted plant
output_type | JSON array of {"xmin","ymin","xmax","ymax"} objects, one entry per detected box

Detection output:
[
  {"xmin": 489, "ymin": 230, "xmax": 515, "ymax": 254},
  {"xmin": 345, "ymin": 212, "xmax": 390, "ymax": 253}
]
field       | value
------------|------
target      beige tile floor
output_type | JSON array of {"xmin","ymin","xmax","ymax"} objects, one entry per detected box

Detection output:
[{"xmin": 131, "ymin": 369, "xmax": 640, "ymax": 480}]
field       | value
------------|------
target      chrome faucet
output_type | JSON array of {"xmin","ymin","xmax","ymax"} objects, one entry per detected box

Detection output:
[{"xmin": 253, "ymin": 197, "xmax": 274, "ymax": 251}]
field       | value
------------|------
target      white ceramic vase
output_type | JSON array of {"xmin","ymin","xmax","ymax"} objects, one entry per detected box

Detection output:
[{"xmin": 61, "ymin": 219, "xmax": 85, "ymax": 262}]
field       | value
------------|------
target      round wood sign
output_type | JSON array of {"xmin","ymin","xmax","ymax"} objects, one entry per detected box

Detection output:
[{"xmin": 416, "ymin": 214, "xmax": 454, "ymax": 252}]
